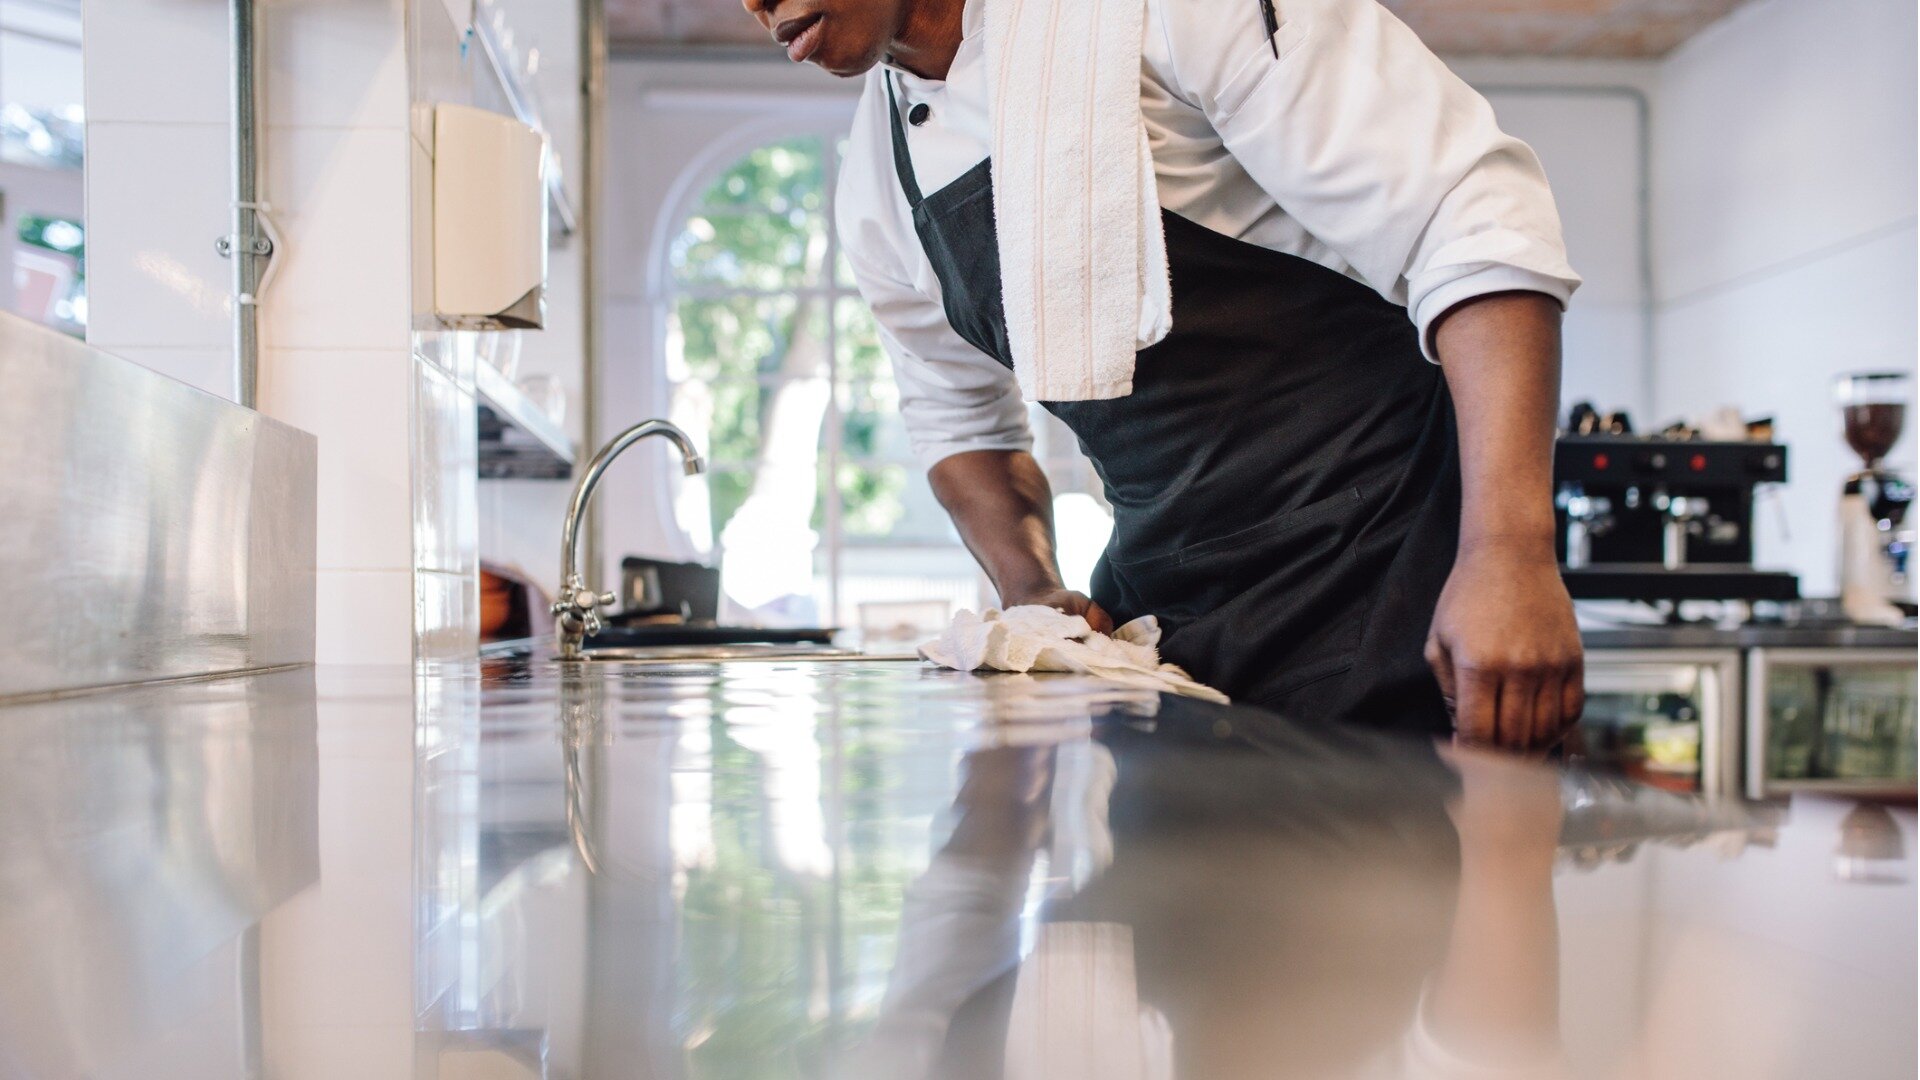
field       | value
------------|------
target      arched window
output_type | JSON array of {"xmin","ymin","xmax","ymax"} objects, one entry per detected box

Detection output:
[{"xmin": 658, "ymin": 129, "xmax": 987, "ymax": 638}]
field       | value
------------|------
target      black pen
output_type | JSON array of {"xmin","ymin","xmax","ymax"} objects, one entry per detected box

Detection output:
[{"xmin": 1258, "ymin": 0, "xmax": 1279, "ymax": 57}]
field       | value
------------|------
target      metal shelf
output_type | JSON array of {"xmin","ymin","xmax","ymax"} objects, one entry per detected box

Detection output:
[
  {"xmin": 1755, "ymin": 778, "xmax": 1917, "ymax": 798},
  {"xmin": 476, "ymin": 361, "xmax": 573, "ymax": 479}
]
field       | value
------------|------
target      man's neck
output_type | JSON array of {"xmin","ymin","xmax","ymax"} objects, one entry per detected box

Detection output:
[{"xmin": 886, "ymin": 0, "xmax": 966, "ymax": 80}]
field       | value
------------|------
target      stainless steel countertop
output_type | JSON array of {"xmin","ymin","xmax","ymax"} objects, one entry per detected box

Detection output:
[{"xmin": 1, "ymin": 658, "xmax": 1912, "ymax": 1078}]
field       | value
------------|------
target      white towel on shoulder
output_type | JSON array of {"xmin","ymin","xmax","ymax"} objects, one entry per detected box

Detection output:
[
  {"xmin": 984, "ymin": 0, "xmax": 1172, "ymax": 402},
  {"xmin": 919, "ymin": 606, "xmax": 1227, "ymax": 703}
]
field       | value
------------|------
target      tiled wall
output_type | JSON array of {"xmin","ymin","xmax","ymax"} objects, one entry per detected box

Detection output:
[{"xmin": 82, "ymin": 0, "xmax": 485, "ymax": 664}]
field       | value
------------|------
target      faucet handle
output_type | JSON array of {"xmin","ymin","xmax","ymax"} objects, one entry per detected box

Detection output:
[
  {"xmin": 555, "ymin": 582, "xmax": 616, "ymax": 610},
  {"xmin": 552, "ymin": 583, "xmax": 619, "ymax": 638}
]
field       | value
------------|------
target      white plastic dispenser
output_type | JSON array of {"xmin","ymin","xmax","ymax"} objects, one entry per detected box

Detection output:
[{"xmin": 433, "ymin": 103, "xmax": 548, "ymax": 329}]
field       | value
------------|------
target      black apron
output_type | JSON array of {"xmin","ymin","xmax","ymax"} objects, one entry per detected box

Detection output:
[{"xmin": 886, "ymin": 78, "xmax": 1461, "ymax": 734}]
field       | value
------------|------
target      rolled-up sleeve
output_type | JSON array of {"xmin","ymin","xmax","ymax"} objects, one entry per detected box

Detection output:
[
  {"xmin": 836, "ymin": 149, "xmax": 1032, "ymax": 469},
  {"xmin": 1155, "ymin": 0, "xmax": 1582, "ymax": 360}
]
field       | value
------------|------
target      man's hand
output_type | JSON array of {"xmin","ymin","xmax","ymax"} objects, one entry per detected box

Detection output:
[
  {"xmin": 928, "ymin": 450, "xmax": 1125, "ymax": 631},
  {"xmin": 1426, "ymin": 538, "xmax": 1584, "ymax": 751},
  {"xmin": 1001, "ymin": 585, "xmax": 1114, "ymax": 635}
]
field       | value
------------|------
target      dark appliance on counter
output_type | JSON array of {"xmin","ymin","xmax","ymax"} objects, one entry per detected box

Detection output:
[
  {"xmin": 596, "ymin": 556, "xmax": 837, "ymax": 649},
  {"xmin": 616, "ymin": 556, "xmax": 721, "ymax": 623},
  {"xmin": 1553, "ymin": 416, "xmax": 1799, "ymax": 603}
]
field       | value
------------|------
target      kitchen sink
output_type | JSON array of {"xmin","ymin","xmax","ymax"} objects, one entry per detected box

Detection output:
[
  {"xmin": 584, "ymin": 623, "xmax": 838, "ymax": 648},
  {"xmin": 571, "ymin": 643, "xmax": 895, "ymax": 663}
]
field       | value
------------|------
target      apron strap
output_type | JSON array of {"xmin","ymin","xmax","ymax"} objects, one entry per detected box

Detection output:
[{"xmin": 884, "ymin": 74, "xmax": 925, "ymax": 209}]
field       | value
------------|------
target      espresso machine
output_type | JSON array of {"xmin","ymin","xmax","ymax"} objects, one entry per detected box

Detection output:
[
  {"xmin": 1836, "ymin": 372, "xmax": 1916, "ymax": 625},
  {"xmin": 1553, "ymin": 405, "xmax": 1798, "ymax": 604}
]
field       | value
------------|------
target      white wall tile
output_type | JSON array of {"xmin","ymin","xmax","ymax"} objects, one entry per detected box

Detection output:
[
  {"xmin": 97, "ymin": 345, "xmax": 235, "ymax": 400},
  {"xmin": 260, "ymin": 348, "xmax": 414, "ymax": 571},
  {"xmin": 82, "ymin": 0, "xmax": 229, "ymax": 125},
  {"xmin": 83, "ymin": 121, "xmax": 234, "ymax": 351},
  {"xmin": 261, "ymin": 126, "xmax": 413, "ymax": 352},
  {"xmin": 414, "ymin": 568, "xmax": 478, "ymax": 660},
  {"xmin": 313, "ymin": 569, "xmax": 415, "ymax": 663},
  {"xmin": 412, "ymin": 358, "xmax": 478, "ymax": 574},
  {"xmin": 261, "ymin": 0, "xmax": 409, "ymax": 130}
]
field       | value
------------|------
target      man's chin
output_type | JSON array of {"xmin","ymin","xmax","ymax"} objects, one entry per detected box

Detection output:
[{"xmin": 813, "ymin": 45, "xmax": 885, "ymax": 79}]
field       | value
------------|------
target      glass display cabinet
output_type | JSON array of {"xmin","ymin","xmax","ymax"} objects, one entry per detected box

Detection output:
[
  {"xmin": 1746, "ymin": 647, "xmax": 1918, "ymax": 799},
  {"xmin": 1576, "ymin": 649, "xmax": 1743, "ymax": 796}
]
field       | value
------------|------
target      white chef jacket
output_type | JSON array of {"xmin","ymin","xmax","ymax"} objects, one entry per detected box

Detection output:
[{"xmin": 834, "ymin": 0, "xmax": 1582, "ymax": 471}]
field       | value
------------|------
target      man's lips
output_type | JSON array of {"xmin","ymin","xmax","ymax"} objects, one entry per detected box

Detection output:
[{"xmin": 774, "ymin": 13, "xmax": 826, "ymax": 62}]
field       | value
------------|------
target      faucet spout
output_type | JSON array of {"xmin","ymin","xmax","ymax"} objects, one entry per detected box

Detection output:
[{"xmin": 554, "ymin": 419, "xmax": 705, "ymax": 659}]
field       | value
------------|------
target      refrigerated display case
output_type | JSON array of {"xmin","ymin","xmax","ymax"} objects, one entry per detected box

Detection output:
[
  {"xmin": 1576, "ymin": 649, "xmax": 1742, "ymax": 796},
  {"xmin": 1746, "ymin": 647, "xmax": 1917, "ymax": 799}
]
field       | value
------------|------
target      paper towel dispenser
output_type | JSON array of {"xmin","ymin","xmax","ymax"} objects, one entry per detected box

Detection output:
[{"xmin": 433, "ymin": 103, "xmax": 548, "ymax": 330}]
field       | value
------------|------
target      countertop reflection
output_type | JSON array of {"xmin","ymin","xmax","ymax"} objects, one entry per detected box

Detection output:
[{"xmin": 0, "ymin": 659, "xmax": 1911, "ymax": 1080}]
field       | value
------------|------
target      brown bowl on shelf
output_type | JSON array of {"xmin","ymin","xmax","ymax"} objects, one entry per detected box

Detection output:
[{"xmin": 480, "ymin": 563, "xmax": 550, "ymax": 643}]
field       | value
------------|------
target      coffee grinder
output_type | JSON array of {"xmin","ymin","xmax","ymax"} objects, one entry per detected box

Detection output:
[{"xmin": 1836, "ymin": 372, "xmax": 1916, "ymax": 625}]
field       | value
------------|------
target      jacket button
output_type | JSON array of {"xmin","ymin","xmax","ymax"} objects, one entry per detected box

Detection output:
[{"xmin": 908, "ymin": 103, "xmax": 931, "ymax": 126}]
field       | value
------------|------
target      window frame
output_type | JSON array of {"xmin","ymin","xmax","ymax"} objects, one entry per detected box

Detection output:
[{"xmin": 650, "ymin": 109, "xmax": 935, "ymax": 623}]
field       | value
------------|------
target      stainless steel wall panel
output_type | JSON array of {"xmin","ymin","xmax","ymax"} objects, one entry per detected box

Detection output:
[{"xmin": 0, "ymin": 315, "xmax": 317, "ymax": 698}]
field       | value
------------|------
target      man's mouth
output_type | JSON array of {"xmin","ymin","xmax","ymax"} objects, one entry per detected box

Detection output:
[{"xmin": 774, "ymin": 13, "xmax": 826, "ymax": 63}]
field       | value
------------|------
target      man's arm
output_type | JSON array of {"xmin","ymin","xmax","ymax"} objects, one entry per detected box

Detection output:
[
  {"xmin": 1428, "ymin": 291, "xmax": 1584, "ymax": 750},
  {"xmin": 927, "ymin": 450, "xmax": 1115, "ymax": 632},
  {"xmin": 1423, "ymin": 745, "xmax": 1567, "ymax": 1068}
]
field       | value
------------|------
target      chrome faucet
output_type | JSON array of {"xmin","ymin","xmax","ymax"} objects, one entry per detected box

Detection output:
[{"xmin": 553, "ymin": 419, "xmax": 705, "ymax": 659}]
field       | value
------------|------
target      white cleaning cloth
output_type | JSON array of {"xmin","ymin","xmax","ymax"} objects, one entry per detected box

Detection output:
[
  {"xmin": 983, "ymin": 0, "xmax": 1172, "ymax": 402},
  {"xmin": 919, "ymin": 606, "xmax": 1227, "ymax": 703}
]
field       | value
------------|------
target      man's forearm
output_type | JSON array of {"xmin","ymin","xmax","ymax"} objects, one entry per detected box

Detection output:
[
  {"xmin": 1426, "ymin": 290, "xmax": 1584, "ymax": 748},
  {"xmin": 1432, "ymin": 291, "xmax": 1563, "ymax": 554},
  {"xmin": 927, "ymin": 449, "xmax": 1064, "ymax": 602}
]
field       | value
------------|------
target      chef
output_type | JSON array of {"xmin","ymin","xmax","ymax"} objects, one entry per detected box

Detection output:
[{"xmin": 742, "ymin": 0, "xmax": 1585, "ymax": 748}]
